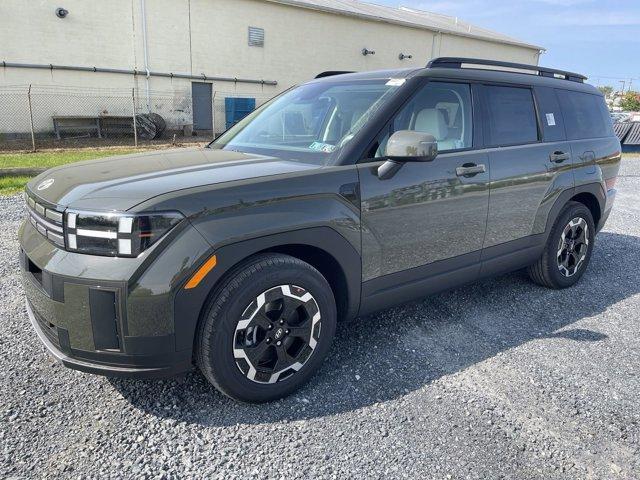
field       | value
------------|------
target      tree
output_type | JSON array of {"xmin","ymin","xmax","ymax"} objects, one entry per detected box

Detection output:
[
  {"xmin": 598, "ymin": 86, "xmax": 613, "ymax": 98},
  {"xmin": 620, "ymin": 91, "xmax": 640, "ymax": 111}
]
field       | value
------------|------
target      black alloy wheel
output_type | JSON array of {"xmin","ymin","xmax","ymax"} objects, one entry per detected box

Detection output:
[
  {"xmin": 233, "ymin": 285, "xmax": 321, "ymax": 384},
  {"xmin": 556, "ymin": 217, "xmax": 590, "ymax": 278}
]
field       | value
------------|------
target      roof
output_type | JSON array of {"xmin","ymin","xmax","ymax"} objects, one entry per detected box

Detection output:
[
  {"xmin": 264, "ymin": 0, "xmax": 545, "ymax": 51},
  {"xmin": 313, "ymin": 67, "xmax": 419, "ymax": 81},
  {"xmin": 311, "ymin": 63, "xmax": 599, "ymax": 95}
]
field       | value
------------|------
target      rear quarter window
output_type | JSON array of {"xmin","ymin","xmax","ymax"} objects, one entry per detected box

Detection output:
[
  {"xmin": 556, "ymin": 90, "xmax": 614, "ymax": 140},
  {"xmin": 483, "ymin": 85, "xmax": 539, "ymax": 147},
  {"xmin": 534, "ymin": 86, "xmax": 566, "ymax": 143}
]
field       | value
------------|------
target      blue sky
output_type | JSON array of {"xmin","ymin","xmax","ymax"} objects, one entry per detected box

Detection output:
[{"xmin": 375, "ymin": 0, "xmax": 640, "ymax": 89}]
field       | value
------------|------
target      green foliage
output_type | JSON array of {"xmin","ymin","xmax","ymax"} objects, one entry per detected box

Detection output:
[
  {"xmin": 0, "ymin": 148, "xmax": 138, "ymax": 169},
  {"xmin": 0, "ymin": 148, "xmax": 143, "ymax": 196},
  {"xmin": 620, "ymin": 91, "xmax": 640, "ymax": 111},
  {"xmin": 598, "ymin": 86, "xmax": 613, "ymax": 97},
  {"xmin": 0, "ymin": 176, "xmax": 31, "ymax": 196}
]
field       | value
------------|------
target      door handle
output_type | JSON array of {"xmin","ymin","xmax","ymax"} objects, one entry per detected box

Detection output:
[
  {"xmin": 456, "ymin": 163, "xmax": 486, "ymax": 177},
  {"xmin": 549, "ymin": 151, "xmax": 570, "ymax": 163}
]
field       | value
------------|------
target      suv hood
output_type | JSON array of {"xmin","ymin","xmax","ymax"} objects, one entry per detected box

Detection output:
[{"xmin": 27, "ymin": 148, "xmax": 320, "ymax": 211}]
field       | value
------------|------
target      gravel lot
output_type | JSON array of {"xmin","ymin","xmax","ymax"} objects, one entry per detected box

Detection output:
[{"xmin": 1, "ymin": 157, "xmax": 639, "ymax": 479}]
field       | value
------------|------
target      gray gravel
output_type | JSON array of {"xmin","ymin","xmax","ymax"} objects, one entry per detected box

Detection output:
[{"xmin": 2, "ymin": 157, "xmax": 640, "ymax": 479}]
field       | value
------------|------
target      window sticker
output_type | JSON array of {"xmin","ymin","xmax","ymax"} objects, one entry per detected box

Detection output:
[
  {"xmin": 546, "ymin": 113, "xmax": 556, "ymax": 126},
  {"xmin": 386, "ymin": 78, "xmax": 406, "ymax": 87},
  {"xmin": 309, "ymin": 142, "xmax": 336, "ymax": 153}
]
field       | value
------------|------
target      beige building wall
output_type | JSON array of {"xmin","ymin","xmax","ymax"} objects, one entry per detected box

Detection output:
[
  {"xmin": 0, "ymin": 0, "xmax": 541, "ymax": 133},
  {"xmin": 0, "ymin": 0, "xmax": 540, "ymax": 89}
]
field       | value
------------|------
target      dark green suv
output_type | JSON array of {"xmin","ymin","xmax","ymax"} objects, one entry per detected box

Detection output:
[{"xmin": 20, "ymin": 58, "xmax": 621, "ymax": 402}]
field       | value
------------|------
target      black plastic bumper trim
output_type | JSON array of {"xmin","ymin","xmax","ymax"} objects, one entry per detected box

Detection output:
[{"xmin": 27, "ymin": 301, "xmax": 193, "ymax": 379}]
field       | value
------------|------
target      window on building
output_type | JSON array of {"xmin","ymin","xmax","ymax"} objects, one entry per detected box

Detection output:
[
  {"xmin": 371, "ymin": 82, "xmax": 473, "ymax": 158},
  {"xmin": 556, "ymin": 90, "xmax": 613, "ymax": 140},
  {"xmin": 248, "ymin": 27, "xmax": 265, "ymax": 47},
  {"xmin": 484, "ymin": 86, "xmax": 538, "ymax": 146}
]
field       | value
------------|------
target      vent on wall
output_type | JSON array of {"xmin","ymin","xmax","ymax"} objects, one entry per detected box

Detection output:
[{"xmin": 248, "ymin": 27, "xmax": 265, "ymax": 47}]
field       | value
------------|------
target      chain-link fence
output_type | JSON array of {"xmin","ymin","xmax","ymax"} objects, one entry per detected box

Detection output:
[{"xmin": 0, "ymin": 85, "xmax": 274, "ymax": 152}]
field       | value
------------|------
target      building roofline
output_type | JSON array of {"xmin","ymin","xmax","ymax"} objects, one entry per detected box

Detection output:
[{"xmin": 262, "ymin": 0, "xmax": 545, "ymax": 52}]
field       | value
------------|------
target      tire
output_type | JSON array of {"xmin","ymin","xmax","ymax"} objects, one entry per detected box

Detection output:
[
  {"xmin": 528, "ymin": 201, "xmax": 595, "ymax": 289},
  {"xmin": 148, "ymin": 113, "xmax": 166, "ymax": 137},
  {"xmin": 195, "ymin": 253, "xmax": 337, "ymax": 403},
  {"xmin": 135, "ymin": 114, "xmax": 157, "ymax": 140}
]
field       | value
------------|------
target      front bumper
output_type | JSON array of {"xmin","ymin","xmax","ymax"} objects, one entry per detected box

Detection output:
[
  {"xmin": 20, "ymin": 244, "xmax": 193, "ymax": 378},
  {"xmin": 26, "ymin": 300, "xmax": 191, "ymax": 378},
  {"xmin": 19, "ymin": 207, "xmax": 212, "ymax": 379}
]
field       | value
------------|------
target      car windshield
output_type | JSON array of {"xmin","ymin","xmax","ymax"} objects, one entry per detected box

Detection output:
[{"xmin": 209, "ymin": 79, "xmax": 403, "ymax": 163}]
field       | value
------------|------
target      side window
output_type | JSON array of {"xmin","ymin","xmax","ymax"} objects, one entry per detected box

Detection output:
[
  {"xmin": 370, "ymin": 82, "xmax": 473, "ymax": 158},
  {"xmin": 556, "ymin": 90, "xmax": 613, "ymax": 140},
  {"xmin": 534, "ymin": 86, "xmax": 566, "ymax": 143},
  {"xmin": 483, "ymin": 85, "xmax": 539, "ymax": 146}
]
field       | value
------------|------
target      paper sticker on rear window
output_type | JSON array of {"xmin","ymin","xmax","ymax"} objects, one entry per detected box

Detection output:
[
  {"xmin": 309, "ymin": 142, "xmax": 336, "ymax": 153},
  {"xmin": 546, "ymin": 113, "xmax": 556, "ymax": 126}
]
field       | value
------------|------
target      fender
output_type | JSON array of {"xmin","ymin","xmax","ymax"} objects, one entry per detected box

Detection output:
[
  {"xmin": 172, "ymin": 226, "xmax": 362, "ymax": 353},
  {"xmin": 542, "ymin": 182, "xmax": 605, "ymax": 242}
]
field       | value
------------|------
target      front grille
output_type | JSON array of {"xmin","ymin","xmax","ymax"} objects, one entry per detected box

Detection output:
[{"xmin": 25, "ymin": 191, "xmax": 65, "ymax": 248}]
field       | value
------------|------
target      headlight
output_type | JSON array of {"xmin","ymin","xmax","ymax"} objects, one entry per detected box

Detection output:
[{"xmin": 64, "ymin": 211, "xmax": 184, "ymax": 257}]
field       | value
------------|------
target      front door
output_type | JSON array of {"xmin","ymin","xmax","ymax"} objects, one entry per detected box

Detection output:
[
  {"xmin": 358, "ymin": 81, "xmax": 490, "ymax": 288},
  {"xmin": 192, "ymin": 82, "xmax": 213, "ymax": 132}
]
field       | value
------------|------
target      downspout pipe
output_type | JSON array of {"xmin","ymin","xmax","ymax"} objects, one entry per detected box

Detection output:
[
  {"xmin": 140, "ymin": 0, "xmax": 151, "ymax": 113},
  {"xmin": 0, "ymin": 61, "xmax": 278, "ymax": 86}
]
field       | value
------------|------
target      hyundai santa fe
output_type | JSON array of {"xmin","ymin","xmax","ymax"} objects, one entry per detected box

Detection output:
[{"xmin": 20, "ymin": 57, "xmax": 621, "ymax": 402}]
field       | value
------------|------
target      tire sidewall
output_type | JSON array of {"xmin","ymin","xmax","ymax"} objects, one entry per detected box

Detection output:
[
  {"xmin": 199, "ymin": 257, "xmax": 337, "ymax": 403},
  {"xmin": 545, "ymin": 203, "xmax": 595, "ymax": 288}
]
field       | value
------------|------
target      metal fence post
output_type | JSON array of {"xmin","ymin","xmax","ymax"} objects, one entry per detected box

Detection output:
[
  {"xmin": 27, "ymin": 84, "xmax": 36, "ymax": 152},
  {"xmin": 131, "ymin": 88, "xmax": 138, "ymax": 148},
  {"xmin": 211, "ymin": 90, "xmax": 217, "ymax": 138}
]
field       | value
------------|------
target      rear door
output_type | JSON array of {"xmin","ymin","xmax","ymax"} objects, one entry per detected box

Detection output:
[{"xmin": 480, "ymin": 84, "xmax": 573, "ymax": 258}]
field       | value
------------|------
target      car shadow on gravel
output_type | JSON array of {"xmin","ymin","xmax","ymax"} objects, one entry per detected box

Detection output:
[{"xmin": 109, "ymin": 231, "xmax": 638, "ymax": 426}]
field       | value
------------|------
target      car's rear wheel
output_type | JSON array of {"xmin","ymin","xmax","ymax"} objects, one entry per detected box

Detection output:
[
  {"xmin": 528, "ymin": 201, "xmax": 595, "ymax": 289},
  {"xmin": 196, "ymin": 253, "xmax": 336, "ymax": 403}
]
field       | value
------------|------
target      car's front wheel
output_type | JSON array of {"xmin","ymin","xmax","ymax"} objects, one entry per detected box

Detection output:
[{"xmin": 196, "ymin": 253, "xmax": 337, "ymax": 403}]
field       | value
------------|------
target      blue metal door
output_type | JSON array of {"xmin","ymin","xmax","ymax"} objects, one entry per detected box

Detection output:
[{"xmin": 225, "ymin": 97, "xmax": 256, "ymax": 129}]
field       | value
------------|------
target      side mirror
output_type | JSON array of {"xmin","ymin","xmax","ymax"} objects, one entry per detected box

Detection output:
[{"xmin": 377, "ymin": 130, "xmax": 438, "ymax": 180}]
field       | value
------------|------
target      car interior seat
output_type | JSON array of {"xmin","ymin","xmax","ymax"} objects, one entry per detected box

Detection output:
[{"xmin": 413, "ymin": 108, "xmax": 459, "ymax": 151}]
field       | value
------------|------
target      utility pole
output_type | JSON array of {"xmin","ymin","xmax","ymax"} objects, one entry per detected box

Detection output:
[
  {"xmin": 629, "ymin": 78, "xmax": 633, "ymax": 93},
  {"xmin": 619, "ymin": 80, "xmax": 626, "ymax": 94}
]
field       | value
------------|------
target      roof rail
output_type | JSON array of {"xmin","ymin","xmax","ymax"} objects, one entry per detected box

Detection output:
[
  {"xmin": 426, "ymin": 57, "xmax": 587, "ymax": 83},
  {"xmin": 315, "ymin": 71, "xmax": 355, "ymax": 79}
]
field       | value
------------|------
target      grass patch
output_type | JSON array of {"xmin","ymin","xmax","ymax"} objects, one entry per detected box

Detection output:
[
  {"xmin": 0, "ymin": 148, "xmax": 138, "ymax": 170},
  {"xmin": 0, "ymin": 176, "xmax": 31, "ymax": 196}
]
